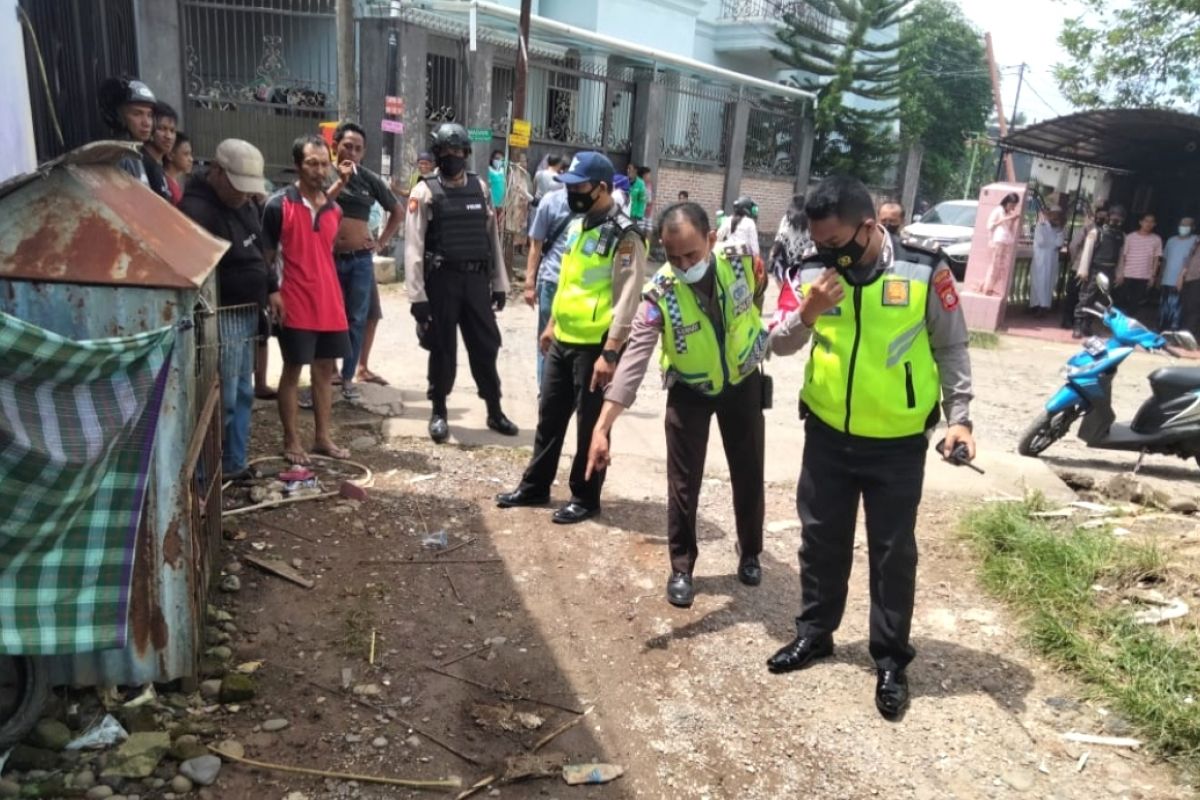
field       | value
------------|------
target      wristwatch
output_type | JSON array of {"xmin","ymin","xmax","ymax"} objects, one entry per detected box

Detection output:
[{"xmin": 601, "ymin": 349, "xmax": 620, "ymax": 364}]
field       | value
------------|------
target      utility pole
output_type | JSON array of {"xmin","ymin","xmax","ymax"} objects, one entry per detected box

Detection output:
[
  {"xmin": 512, "ymin": 0, "xmax": 532, "ymax": 142},
  {"xmin": 983, "ymin": 33, "xmax": 1015, "ymax": 184},
  {"xmin": 336, "ymin": 0, "xmax": 357, "ymax": 121}
]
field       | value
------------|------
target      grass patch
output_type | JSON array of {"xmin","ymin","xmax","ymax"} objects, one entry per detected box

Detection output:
[
  {"xmin": 335, "ymin": 593, "xmax": 378, "ymax": 659},
  {"xmin": 963, "ymin": 499, "xmax": 1200, "ymax": 767},
  {"xmin": 968, "ymin": 329, "xmax": 1000, "ymax": 349}
]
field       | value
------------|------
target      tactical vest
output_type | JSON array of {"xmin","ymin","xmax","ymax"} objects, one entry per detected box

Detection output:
[
  {"xmin": 552, "ymin": 211, "xmax": 637, "ymax": 344},
  {"xmin": 1093, "ymin": 226, "xmax": 1125, "ymax": 267},
  {"xmin": 425, "ymin": 174, "xmax": 491, "ymax": 267},
  {"xmin": 644, "ymin": 247, "xmax": 767, "ymax": 396},
  {"xmin": 797, "ymin": 258, "xmax": 940, "ymax": 438}
]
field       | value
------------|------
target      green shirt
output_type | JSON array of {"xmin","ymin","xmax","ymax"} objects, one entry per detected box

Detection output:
[{"xmin": 629, "ymin": 177, "xmax": 647, "ymax": 220}]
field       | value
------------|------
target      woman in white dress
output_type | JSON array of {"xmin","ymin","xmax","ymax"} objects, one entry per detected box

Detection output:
[
  {"xmin": 1029, "ymin": 209, "xmax": 1064, "ymax": 314},
  {"xmin": 978, "ymin": 192, "xmax": 1022, "ymax": 296}
]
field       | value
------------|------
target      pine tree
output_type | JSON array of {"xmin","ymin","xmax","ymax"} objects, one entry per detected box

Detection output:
[{"xmin": 775, "ymin": 0, "xmax": 911, "ymax": 182}]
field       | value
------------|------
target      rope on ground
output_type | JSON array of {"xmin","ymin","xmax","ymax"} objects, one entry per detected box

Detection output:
[
  {"xmin": 207, "ymin": 744, "xmax": 461, "ymax": 791},
  {"xmin": 221, "ymin": 454, "xmax": 374, "ymax": 518}
]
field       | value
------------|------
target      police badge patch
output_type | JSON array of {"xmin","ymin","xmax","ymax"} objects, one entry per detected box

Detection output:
[{"xmin": 882, "ymin": 278, "xmax": 910, "ymax": 307}]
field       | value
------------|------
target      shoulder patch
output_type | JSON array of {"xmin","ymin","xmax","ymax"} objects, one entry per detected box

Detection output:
[
  {"xmin": 644, "ymin": 301, "xmax": 662, "ymax": 323},
  {"xmin": 933, "ymin": 268, "xmax": 959, "ymax": 311}
]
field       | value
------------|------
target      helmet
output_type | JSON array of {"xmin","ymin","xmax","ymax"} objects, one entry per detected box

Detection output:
[
  {"xmin": 733, "ymin": 195, "xmax": 758, "ymax": 219},
  {"xmin": 430, "ymin": 122, "xmax": 471, "ymax": 154},
  {"xmin": 98, "ymin": 77, "xmax": 157, "ymax": 133}
]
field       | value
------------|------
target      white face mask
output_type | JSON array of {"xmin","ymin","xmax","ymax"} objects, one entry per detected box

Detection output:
[
  {"xmin": 1181, "ymin": 226, "xmax": 1193, "ymax": 237},
  {"xmin": 492, "ymin": 158, "xmax": 503, "ymax": 169},
  {"xmin": 672, "ymin": 255, "xmax": 712, "ymax": 285}
]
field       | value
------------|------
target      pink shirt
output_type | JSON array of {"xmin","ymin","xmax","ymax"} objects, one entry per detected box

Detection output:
[{"xmin": 1121, "ymin": 231, "xmax": 1163, "ymax": 280}]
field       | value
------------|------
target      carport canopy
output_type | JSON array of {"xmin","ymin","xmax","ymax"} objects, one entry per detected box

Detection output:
[{"xmin": 998, "ymin": 108, "xmax": 1200, "ymax": 174}]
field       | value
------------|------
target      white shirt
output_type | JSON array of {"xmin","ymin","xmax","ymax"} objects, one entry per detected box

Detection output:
[{"xmin": 717, "ymin": 215, "xmax": 760, "ymax": 257}]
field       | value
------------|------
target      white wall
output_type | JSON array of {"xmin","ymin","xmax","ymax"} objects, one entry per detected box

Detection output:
[{"xmin": 0, "ymin": 0, "xmax": 36, "ymax": 179}]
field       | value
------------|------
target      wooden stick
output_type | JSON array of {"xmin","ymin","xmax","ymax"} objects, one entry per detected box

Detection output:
[
  {"xmin": 443, "ymin": 566, "xmax": 463, "ymax": 604},
  {"xmin": 254, "ymin": 518, "xmax": 317, "ymax": 543},
  {"xmin": 435, "ymin": 536, "xmax": 477, "ymax": 557},
  {"xmin": 242, "ymin": 554, "xmax": 315, "ymax": 589},
  {"xmin": 308, "ymin": 680, "xmax": 484, "ymax": 766},
  {"xmin": 207, "ymin": 744, "xmax": 460, "ymax": 790},
  {"xmin": 425, "ymin": 665, "xmax": 585, "ymax": 715},
  {"xmin": 359, "ymin": 558, "xmax": 502, "ymax": 565},
  {"xmin": 533, "ymin": 707, "xmax": 591, "ymax": 752},
  {"xmin": 440, "ymin": 643, "xmax": 490, "ymax": 668}
]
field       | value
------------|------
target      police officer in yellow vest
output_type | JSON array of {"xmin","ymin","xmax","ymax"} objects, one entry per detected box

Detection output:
[
  {"xmin": 765, "ymin": 176, "xmax": 976, "ymax": 720},
  {"xmin": 496, "ymin": 152, "xmax": 646, "ymax": 524},
  {"xmin": 584, "ymin": 203, "xmax": 768, "ymax": 607}
]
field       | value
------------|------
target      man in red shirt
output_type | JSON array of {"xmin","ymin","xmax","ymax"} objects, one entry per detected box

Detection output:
[{"xmin": 262, "ymin": 134, "xmax": 353, "ymax": 464}]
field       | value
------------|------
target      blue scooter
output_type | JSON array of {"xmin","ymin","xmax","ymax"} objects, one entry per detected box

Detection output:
[{"xmin": 1018, "ymin": 274, "xmax": 1200, "ymax": 465}]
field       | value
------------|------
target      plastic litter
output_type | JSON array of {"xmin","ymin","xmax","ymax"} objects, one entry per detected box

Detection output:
[
  {"xmin": 421, "ymin": 530, "xmax": 449, "ymax": 549},
  {"xmin": 66, "ymin": 714, "xmax": 129, "ymax": 749},
  {"xmin": 562, "ymin": 763, "xmax": 624, "ymax": 785}
]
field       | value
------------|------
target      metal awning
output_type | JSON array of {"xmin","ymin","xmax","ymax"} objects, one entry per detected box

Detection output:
[{"xmin": 999, "ymin": 108, "xmax": 1200, "ymax": 174}]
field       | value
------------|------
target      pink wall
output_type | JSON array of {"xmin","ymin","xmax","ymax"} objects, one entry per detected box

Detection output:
[{"xmin": 960, "ymin": 182, "xmax": 1028, "ymax": 331}]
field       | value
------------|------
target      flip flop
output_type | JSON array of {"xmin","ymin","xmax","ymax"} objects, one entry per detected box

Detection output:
[
  {"xmin": 331, "ymin": 375, "xmax": 343, "ymax": 386},
  {"xmin": 357, "ymin": 370, "xmax": 389, "ymax": 386},
  {"xmin": 283, "ymin": 449, "xmax": 311, "ymax": 466},
  {"xmin": 312, "ymin": 444, "xmax": 351, "ymax": 460},
  {"xmin": 255, "ymin": 388, "xmax": 278, "ymax": 400}
]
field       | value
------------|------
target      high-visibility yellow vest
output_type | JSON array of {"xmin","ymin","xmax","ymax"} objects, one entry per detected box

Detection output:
[
  {"xmin": 552, "ymin": 215, "xmax": 633, "ymax": 344},
  {"xmin": 644, "ymin": 247, "xmax": 767, "ymax": 396},
  {"xmin": 798, "ymin": 259, "xmax": 940, "ymax": 438}
]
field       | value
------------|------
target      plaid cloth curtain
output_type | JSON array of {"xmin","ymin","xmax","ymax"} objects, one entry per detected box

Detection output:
[{"xmin": 0, "ymin": 310, "xmax": 175, "ymax": 655}]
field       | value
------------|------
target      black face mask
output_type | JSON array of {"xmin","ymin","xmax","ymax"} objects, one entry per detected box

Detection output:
[
  {"xmin": 567, "ymin": 187, "xmax": 598, "ymax": 214},
  {"xmin": 883, "ymin": 223, "xmax": 901, "ymax": 235},
  {"xmin": 437, "ymin": 154, "xmax": 466, "ymax": 178},
  {"xmin": 816, "ymin": 222, "xmax": 868, "ymax": 272}
]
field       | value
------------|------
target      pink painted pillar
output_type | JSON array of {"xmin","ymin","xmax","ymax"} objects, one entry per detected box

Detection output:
[{"xmin": 959, "ymin": 182, "xmax": 1028, "ymax": 331}]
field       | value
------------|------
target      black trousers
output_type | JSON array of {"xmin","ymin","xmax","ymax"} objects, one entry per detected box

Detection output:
[
  {"xmin": 1182, "ymin": 280, "xmax": 1200, "ymax": 339},
  {"xmin": 424, "ymin": 267, "xmax": 502, "ymax": 412},
  {"xmin": 518, "ymin": 341, "xmax": 606, "ymax": 509},
  {"xmin": 665, "ymin": 372, "xmax": 765, "ymax": 575},
  {"xmin": 1074, "ymin": 264, "xmax": 1116, "ymax": 331},
  {"xmin": 1060, "ymin": 271, "xmax": 1081, "ymax": 328},
  {"xmin": 795, "ymin": 417, "xmax": 927, "ymax": 671},
  {"xmin": 1118, "ymin": 277, "xmax": 1150, "ymax": 320}
]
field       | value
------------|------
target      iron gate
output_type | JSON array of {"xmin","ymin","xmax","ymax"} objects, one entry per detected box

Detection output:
[{"xmin": 179, "ymin": 0, "xmax": 339, "ymax": 180}]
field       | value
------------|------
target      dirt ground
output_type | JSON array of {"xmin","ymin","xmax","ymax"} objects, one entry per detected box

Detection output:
[{"xmin": 197, "ymin": 287, "xmax": 1200, "ymax": 800}]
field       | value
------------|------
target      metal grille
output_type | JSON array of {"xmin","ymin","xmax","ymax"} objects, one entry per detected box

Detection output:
[
  {"xmin": 490, "ymin": 64, "xmax": 516, "ymax": 135},
  {"xmin": 19, "ymin": 0, "xmax": 139, "ymax": 163},
  {"xmin": 179, "ymin": 0, "xmax": 338, "ymax": 180},
  {"xmin": 720, "ymin": 0, "xmax": 833, "ymax": 34},
  {"xmin": 745, "ymin": 101, "xmax": 800, "ymax": 176},
  {"xmin": 660, "ymin": 77, "xmax": 735, "ymax": 166},
  {"xmin": 426, "ymin": 51, "xmax": 461, "ymax": 124}
]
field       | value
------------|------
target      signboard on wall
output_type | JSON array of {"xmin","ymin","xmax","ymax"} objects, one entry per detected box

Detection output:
[
  {"xmin": 385, "ymin": 96, "xmax": 405, "ymax": 116},
  {"xmin": 381, "ymin": 119, "xmax": 404, "ymax": 134},
  {"xmin": 468, "ymin": 128, "xmax": 493, "ymax": 143}
]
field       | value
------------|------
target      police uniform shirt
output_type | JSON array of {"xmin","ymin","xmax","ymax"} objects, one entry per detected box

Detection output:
[
  {"xmin": 769, "ymin": 235, "xmax": 974, "ymax": 427},
  {"xmin": 404, "ymin": 173, "xmax": 509, "ymax": 304}
]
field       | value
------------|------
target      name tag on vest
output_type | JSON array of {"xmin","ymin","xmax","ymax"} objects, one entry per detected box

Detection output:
[
  {"xmin": 882, "ymin": 278, "xmax": 910, "ymax": 306},
  {"xmin": 731, "ymin": 277, "xmax": 751, "ymax": 314}
]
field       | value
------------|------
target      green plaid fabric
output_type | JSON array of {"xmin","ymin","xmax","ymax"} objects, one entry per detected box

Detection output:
[{"xmin": 0, "ymin": 310, "xmax": 175, "ymax": 655}]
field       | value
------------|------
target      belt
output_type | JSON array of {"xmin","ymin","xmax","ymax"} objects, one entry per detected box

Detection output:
[
  {"xmin": 335, "ymin": 248, "xmax": 374, "ymax": 260},
  {"xmin": 430, "ymin": 259, "xmax": 489, "ymax": 274}
]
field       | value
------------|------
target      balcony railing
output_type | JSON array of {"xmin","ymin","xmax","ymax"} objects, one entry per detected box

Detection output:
[{"xmin": 719, "ymin": 0, "xmax": 831, "ymax": 33}]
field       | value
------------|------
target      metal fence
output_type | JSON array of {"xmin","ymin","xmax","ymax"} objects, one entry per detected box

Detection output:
[
  {"xmin": 744, "ymin": 100, "xmax": 800, "ymax": 176},
  {"xmin": 426, "ymin": 49, "xmax": 462, "ymax": 126},
  {"xmin": 720, "ymin": 0, "xmax": 833, "ymax": 34},
  {"xmin": 179, "ymin": 0, "xmax": 338, "ymax": 179},
  {"xmin": 660, "ymin": 77, "xmax": 734, "ymax": 167}
]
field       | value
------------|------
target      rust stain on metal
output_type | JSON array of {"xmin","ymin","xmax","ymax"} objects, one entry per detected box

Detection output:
[
  {"xmin": 130, "ymin": 513, "xmax": 169, "ymax": 655},
  {"xmin": 162, "ymin": 516, "xmax": 184, "ymax": 570},
  {"xmin": 161, "ymin": 301, "xmax": 175, "ymax": 323}
]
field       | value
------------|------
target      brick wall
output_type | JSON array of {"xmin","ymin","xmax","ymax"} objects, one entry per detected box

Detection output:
[
  {"xmin": 655, "ymin": 162, "xmax": 727, "ymax": 226},
  {"xmin": 738, "ymin": 174, "xmax": 797, "ymax": 237}
]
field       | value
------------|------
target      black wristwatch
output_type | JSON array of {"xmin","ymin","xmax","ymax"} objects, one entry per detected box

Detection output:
[{"xmin": 601, "ymin": 349, "xmax": 620, "ymax": 364}]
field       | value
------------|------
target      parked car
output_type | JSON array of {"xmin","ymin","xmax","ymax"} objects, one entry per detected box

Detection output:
[{"xmin": 903, "ymin": 200, "xmax": 978, "ymax": 281}]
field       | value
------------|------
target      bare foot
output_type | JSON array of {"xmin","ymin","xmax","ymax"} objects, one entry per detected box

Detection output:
[
  {"xmin": 312, "ymin": 442, "xmax": 351, "ymax": 460},
  {"xmin": 356, "ymin": 369, "xmax": 389, "ymax": 386},
  {"xmin": 255, "ymin": 387, "xmax": 278, "ymax": 400},
  {"xmin": 283, "ymin": 442, "xmax": 310, "ymax": 465}
]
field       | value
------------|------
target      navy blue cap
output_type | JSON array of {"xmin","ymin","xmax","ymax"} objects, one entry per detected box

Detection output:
[{"xmin": 557, "ymin": 151, "xmax": 615, "ymax": 187}]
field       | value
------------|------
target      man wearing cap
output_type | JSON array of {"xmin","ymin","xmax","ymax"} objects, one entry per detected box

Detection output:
[
  {"xmin": 496, "ymin": 151, "xmax": 646, "ymax": 524},
  {"xmin": 262, "ymin": 134, "xmax": 355, "ymax": 465},
  {"xmin": 180, "ymin": 139, "xmax": 279, "ymax": 478}
]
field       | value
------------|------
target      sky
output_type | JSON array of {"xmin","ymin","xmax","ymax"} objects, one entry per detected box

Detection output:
[{"xmin": 957, "ymin": 0, "xmax": 1087, "ymax": 123}]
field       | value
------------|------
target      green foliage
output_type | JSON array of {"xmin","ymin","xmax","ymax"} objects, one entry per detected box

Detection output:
[
  {"xmin": 1055, "ymin": 0, "xmax": 1200, "ymax": 108},
  {"xmin": 775, "ymin": 0, "xmax": 911, "ymax": 182},
  {"xmin": 898, "ymin": 0, "xmax": 993, "ymax": 202}
]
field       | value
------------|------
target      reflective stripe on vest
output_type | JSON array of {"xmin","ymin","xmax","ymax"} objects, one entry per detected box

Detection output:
[
  {"xmin": 648, "ymin": 250, "xmax": 767, "ymax": 396},
  {"xmin": 799, "ymin": 260, "xmax": 940, "ymax": 438},
  {"xmin": 553, "ymin": 219, "xmax": 615, "ymax": 344}
]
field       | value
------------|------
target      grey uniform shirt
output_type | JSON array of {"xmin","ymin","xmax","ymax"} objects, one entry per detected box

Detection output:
[
  {"xmin": 769, "ymin": 236, "xmax": 974, "ymax": 427},
  {"xmin": 404, "ymin": 173, "xmax": 509, "ymax": 304}
]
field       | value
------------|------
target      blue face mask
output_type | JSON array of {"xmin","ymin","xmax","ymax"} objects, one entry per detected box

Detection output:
[{"xmin": 672, "ymin": 255, "xmax": 712, "ymax": 284}]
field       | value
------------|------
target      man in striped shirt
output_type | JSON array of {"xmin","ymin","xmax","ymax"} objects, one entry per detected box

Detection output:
[{"xmin": 1116, "ymin": 213, "xmax": 1163, "ymax": 319}]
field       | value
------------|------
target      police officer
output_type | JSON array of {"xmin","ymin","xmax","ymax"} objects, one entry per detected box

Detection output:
[
  {"xmin": 1074, "ymin": 205, "xmax": 1125, "ymax": 338},
  {"xmin": 765, "ymin": 176, "xmax": 976, "ymax": 720},
  {"xmin": 496, "ymin": 152, "xmax": 646, "ymax": 524},
  {"xmin": 584, "ymin": 203, "xmax": 768, "ymax": 606},
  {"xmin": 405, "ymin": 122, "xmax": 519, "ymax": 443}
]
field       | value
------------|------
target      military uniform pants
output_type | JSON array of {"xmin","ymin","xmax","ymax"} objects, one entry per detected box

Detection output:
[
  {"xmin": 424, "ymin": 267, "xmax": 502, "ymax": 413},
  {"xmin": 1074, "ymin": 264, "xmax": 1115, "ymax": 331},
  {"xmin": 665, "ymin": 371, "xmax": 765, "ymax": 575},
  {"xmin": 517, "ymin": 341, "xmax": 606, "ymax": 509},
  {"xmin": 795, "ymin": 417, "xmax": 927, "ymax": 671}
]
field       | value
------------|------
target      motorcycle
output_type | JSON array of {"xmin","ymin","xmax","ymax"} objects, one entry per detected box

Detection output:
[{"xmin": 1018, "ymin": 273, "xmax": 1200, "ymax": 464}]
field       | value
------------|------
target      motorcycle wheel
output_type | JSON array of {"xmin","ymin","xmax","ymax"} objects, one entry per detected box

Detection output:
[
  {"xmin": 0, "ymin": 655, "xmax": 50, "ymax": 750},
  {"xmin": 1018, "ymin": 409, "xmax": 1079, "ymax": 457}
]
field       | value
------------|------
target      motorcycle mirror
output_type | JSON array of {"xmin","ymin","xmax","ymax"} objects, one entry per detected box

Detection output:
[
  {"xmin": 1169, "ymin": 330, "xmax": 1199, "ymax": 351},
  {"xmin": 1095, "ymin": 273, "xmax": 1111, "ymax": 295}
]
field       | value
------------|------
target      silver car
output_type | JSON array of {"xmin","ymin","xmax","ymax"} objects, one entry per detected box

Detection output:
[{"xmin": 903, "ymin": 200, "xmax": 978, "ymax": 281}]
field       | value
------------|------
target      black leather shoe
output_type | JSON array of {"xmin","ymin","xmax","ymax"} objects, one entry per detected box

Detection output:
[
  {"xmin": 487, "ymin": 414, "xmax": 519, "ymax": 436},
  {"xmin": 766, "ymin": 635, "xmax": 834, "ymax": 674},
  {"xmin": 551, "ymin": 502, "xmax": 598, "ymax": 525},
  {"xmin": 737, "ymin": 554, "xmax": 762, "ymax": 586},
  {"xmin": 875, "ymin": 669, "xmax": 909, "ymax": 719},
  {"xmin": 428, "ymin": 415, "xmax": 450, "ymax": 444},
  {"xmin": 495, "ymin": 488, "xmax": 551, "ymax": 509},
  {"xmin": 666, "ymin": 572, "xmax": 694, "ymax": 607}
]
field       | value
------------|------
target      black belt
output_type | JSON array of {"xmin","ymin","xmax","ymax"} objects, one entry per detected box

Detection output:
[
  {"xmin": 431, "ymin": 259, "xmax": 489, "ymax": 274},
  {"xmin": 335, "ymin": 248, "xmax": 374, "ymax": 260}
]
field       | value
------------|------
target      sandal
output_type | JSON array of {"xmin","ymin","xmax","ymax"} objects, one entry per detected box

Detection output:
[
  {"xmin": 357, "ymin": 370, "xmax": 389, "ymax": 386},
  {"xmin": 312, "ymin": 444, "xmax": 351, "ymax": 460}
]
